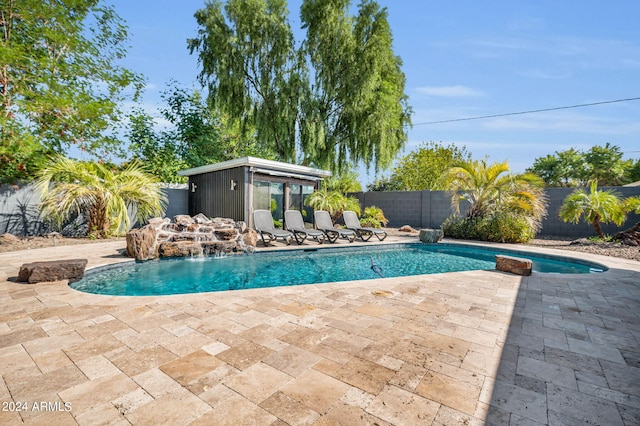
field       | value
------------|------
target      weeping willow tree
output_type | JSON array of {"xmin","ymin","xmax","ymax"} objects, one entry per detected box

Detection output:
[
  {"xmin": 188, "ymin": 0, "xmax": 411, "ymax": 172},
  {"xmin": 299, "ymin": 0, "xmax": 411, "ymax": 171},
  {"xmin": 188, "ymin": 0, "xmax": 304, "ymax": 163}
]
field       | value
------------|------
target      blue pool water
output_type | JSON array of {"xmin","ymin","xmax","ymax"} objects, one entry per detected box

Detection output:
[{"xmin": 70, "ymin": 243, "xmax": 607, "ymax": 296}]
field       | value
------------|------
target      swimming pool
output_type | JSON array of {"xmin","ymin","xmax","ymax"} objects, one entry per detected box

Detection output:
[{"xmin": 70, "ymin": 243, "xmax": 607, "ymax": 296}]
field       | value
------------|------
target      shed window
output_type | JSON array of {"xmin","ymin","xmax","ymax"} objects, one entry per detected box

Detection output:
[{"xmin": 253, "ymin": 180, "xmax": 284, "ymax": 225}]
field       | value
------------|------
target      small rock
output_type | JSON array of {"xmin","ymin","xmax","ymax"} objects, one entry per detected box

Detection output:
[{"xmin": 399, "ymin": 225, "xmax": 417, "ymax": 233}]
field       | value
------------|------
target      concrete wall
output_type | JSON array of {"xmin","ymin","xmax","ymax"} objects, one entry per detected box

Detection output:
[
  {"xmin": 351, "ymin": 187, "xmax": 640, "ymax": 238},
  {"xmin": 2, "ymin": 182, "xmax": 638, "ymax": 238}
]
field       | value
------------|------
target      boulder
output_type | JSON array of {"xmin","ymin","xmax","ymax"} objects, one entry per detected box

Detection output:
[
  {"xmin": 215, "ymin": 229, "xmax": 238, "ymax": 241},
  {"xmin": 399, "ymin": 225, "xmax": 417, "ymax": 233},
  {"xmin": 419, "ymin": 228, "xmax": 444, "ymax": 243},
  {"xmin": 241, "ymin": 229, "xmax": 259, "ymax": 248},
  {"xmin": 202, "ymin": 241, "xmax": 237, "ymax": 255},
  {"xmin": 495, "ymin": 255, "xmax": 532, "ymax": 276},
  {"xmin": 158, "ymin": 241, "xmax": 202, "ymax": 257},
  {"xmin": 126, "ymin": 213, "xmax": 258, "ymax": 260},
  {"xmin": 126, "ymin": 225, "xmax": 158, "ymax": 260},
  {"xmin": 174, "ymin": 215, "xmax": 194, "ymax": 226},
  {"xmin": 192, "ymin": 213, "xmax": 212, "ymax": 224},
  {"xmin": 18, "ymin": 259, "xmax": 88, "ymax": 284}
]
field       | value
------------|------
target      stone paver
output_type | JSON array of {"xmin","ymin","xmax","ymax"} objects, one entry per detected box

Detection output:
[{"xmin": 0, "ymin": 238, "xmax": 639, "ymax": 424}]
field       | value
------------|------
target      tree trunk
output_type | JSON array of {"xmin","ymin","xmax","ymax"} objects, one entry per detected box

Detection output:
[
  {"xmin": 612, "ymin": 221, "xmax": 640, "ymax": 246},
  {"xmin": 591, "ymin": 216, "xmax": 605, "ymax": 238}
]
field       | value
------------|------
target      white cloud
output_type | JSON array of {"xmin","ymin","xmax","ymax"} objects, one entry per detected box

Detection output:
[{"xmin": 415, "ymin": 85, "xmax": 485, "ymax": 98}]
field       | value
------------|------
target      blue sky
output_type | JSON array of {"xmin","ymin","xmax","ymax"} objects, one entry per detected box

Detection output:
[{"xmin": 108, "ymin": 0, "xmax": 640, "ymax": 184}]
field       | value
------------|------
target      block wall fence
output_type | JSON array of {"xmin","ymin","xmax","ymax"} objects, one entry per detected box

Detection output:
[{"xmin": 1, "ymin": 183, "xmax": 639, "ymax": 239}]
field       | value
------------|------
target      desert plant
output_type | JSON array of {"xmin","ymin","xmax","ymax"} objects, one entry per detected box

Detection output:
[
  {"xmin": 304, "ymin": 187, "xmax": 361, "ymax": 223},
  {"xmin": 559, "ymin": 181, "xmax": 626, "ymax": 238},
  {"xmin": 442, "ymin": 159, "xmax": 547, "ymax": 242},
  {"xmin": 360, "ymin": 206, "xmax": 389, "ymax": 229},
  {"xmin": 36, "ymin": 156, "xmax": 167, "ymax": 238}
]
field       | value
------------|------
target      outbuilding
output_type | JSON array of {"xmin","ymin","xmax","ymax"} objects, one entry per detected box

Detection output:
[{"xmin": 178, "ymin": 157, "xmax": 331, "ymax": 228}]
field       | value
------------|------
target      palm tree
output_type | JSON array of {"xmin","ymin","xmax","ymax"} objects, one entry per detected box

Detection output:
[
  {"xmin": 304, "ymin": 187, "xmax": 361, "ymax": 223},
  {"xmin": 559, "ymin": 181, "xmax": 626, "ymax": 238},
  {"xmin": 612, "ymin": 196, "xmax": 640, "ymax": 242},
  {"xmin": 444, "ymin": 159, "xmax": 547, "ymax": 228},
  {"xmin": 36, "ymin": 156, "xmax": 167, "ymax": 238}
]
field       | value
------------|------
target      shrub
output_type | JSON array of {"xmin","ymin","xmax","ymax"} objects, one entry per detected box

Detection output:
[
  {"xmin": 360, "ymin": 206, "xmax": 389, "ymax": 229},
  {"xmin": 442, "ymin": 211, "xmax": 536, "ymax": 244}
]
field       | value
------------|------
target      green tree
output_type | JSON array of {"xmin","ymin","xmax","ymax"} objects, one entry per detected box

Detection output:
[
  {"xmin": 445, "ymin": 160, "xmax": 547, "ymax": 223},
  {"xmin": 366, "ymin": 175, "xmax": 402, "ymax": 191},
  {"xmin": 127, "ymin": 84, "xmax": 277, "ymax": 183},
  {"xmin": 584, "ymin": 143, "xmax": 632, "ymax": 186},
  {"xmin": 558, "ymin": 181, "xmax": 626, "ymax": 238},
  {"xmin": 188, "ymin": 0, "xmax": 304, "ymax": 162},
  {"xmin": 189, "ymin": 0, "xmax": 411, "ymax": 172},
  {"xmin": 442, "ymin": 160, "xmax": 547, "ymax": 243},
  {"xmin": 36, "ymin": 156, "xmax": 166, "ymax": 238},
  {"xmin": 612, "ymin": 196, "xmax": 640, "ymax": 242},
  {"xmin": 126, "ymin": 109, "xmax": 187, "ymax": 183},
  {"xmin": 304, "ymin": 187, "xmax": 360, "ymax": 223},
  {"xmin": 1, "ymin": 0, "xmax": 142, "ymax": 183},
  {"xmin": 527, "ymin": 148, "xmax": 587, "ymax": 187},
  {"xmin": 627, "ymin": 159, "xmax": 640, "ymax": 183},
  {"xmin": 528, "ymin": 144, "xmax": 633, "ymax": 187},
  {"xmin": 325, "ymin": 168, "xmax": 363, "ymax": 193},
  {"xmin": 381, "ymin": 142, "xmax": 470, "ymax": 190},
  {"xmin": 300, "ymin": 0, "xmax": 411, "ymax": 171}
]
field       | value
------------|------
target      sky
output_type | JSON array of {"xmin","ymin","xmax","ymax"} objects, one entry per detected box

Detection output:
[{"xmin": 107, "ymin": 0, "xmax": 640, "ymax": 185}]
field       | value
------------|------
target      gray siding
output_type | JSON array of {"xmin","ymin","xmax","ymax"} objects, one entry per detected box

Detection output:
[{"xmin": 188, "ymin": 167, "xmax": 246, "ymax": 221}]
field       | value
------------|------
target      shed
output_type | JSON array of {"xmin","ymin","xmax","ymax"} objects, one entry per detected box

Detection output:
[{"xmin": 178, "ymin": 157, "xmax": 332, "ymax": 227}]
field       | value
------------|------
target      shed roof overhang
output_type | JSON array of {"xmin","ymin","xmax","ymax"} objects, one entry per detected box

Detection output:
[{"xmin": 178, "ymin": 156, "xmax": 332, "ymax": 181}]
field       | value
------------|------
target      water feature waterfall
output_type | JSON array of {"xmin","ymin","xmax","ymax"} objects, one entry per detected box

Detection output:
[{"xmin": 126, "ymin": 213, "xmax": 258, "ymax": 261}]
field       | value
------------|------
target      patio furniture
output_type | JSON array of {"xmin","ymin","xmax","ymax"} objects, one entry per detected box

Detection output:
[
  {"xmin": 342, "ymin": 210, "xmax": 387, "ymax": 242},
  {"xmin": 284, "ymin": 210, "xmax": 326, "ymax": 245},
  {"xmin": 253, "ymin": 210, "xmax": 293, "ymax": 246},
  {"xmin": 313, "ymin": 210, "xmax": 356, "ymax": 243}
]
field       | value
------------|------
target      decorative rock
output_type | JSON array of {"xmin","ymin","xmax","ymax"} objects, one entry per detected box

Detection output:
[
  {"xmin": 18, "ymin": 259, "xmax": 88, "ymax": 284},
  {"xmin": 174, "ymin": 215, "xmax": 194, "ymax": 226},
  {"xmin": 126, "ymin": 213, "xmax": 258, "ymax": 260},
  {"xmin": 241, "ymin": 229, "xmax": 259, "ymax": 247},
  {"xmin": 215, "ymin": 229, "xmax": 238, "ymax": 241},
  {"xmin": 192, "ymin": 213, "xmax": 211, "ymax": 224},
  {"xmin": 399, "ymin": 225, "xmax": 417, "ymax": 233},
  {"xmin": 495, "ymin": 255, "xmax": 532, "ymax": 276},
  {"xmin": 419, "ymin": 228, "xmax": 444, "ymax": 243},
  {"xmin": 126, "ymin": 226, "xmax": 158, "ymax": 260},
  {"xmin": 158, "ymin": 241, "xmax": 202, "ymax": 257}
]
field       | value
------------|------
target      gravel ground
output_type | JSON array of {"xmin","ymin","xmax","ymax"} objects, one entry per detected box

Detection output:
[
  {"xmin": 389, "ymin": 228, "xmax": 640, "ymax": 262},
  {"xmin": 2, "ymin": 230, "xmax": 639, "ymax": 262},
  {"xmin": 0, "ymin": 234, "xmax": 125, "ymax": 254},
  {"xmin": 528, "ymin": 236, "xmax": 640, "ymax": 262}
]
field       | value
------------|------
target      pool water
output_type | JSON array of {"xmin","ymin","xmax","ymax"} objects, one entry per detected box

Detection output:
[{"xmin": 71, "ymin": 243, "xmax": 607, "ymax": 296}]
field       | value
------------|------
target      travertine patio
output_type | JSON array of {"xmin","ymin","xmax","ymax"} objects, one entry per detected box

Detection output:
[{"xmin": 1, "ymin": 238, "xmax": 639, "ymax": 425}]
